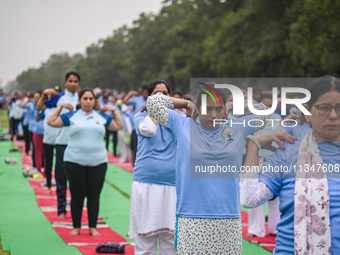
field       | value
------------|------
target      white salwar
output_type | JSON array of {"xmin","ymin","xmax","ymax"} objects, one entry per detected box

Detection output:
[
  {"xmin": 129, "ymin": 181, "xmax": 176, "ymax": 255},
  {"xmin": 247, "ymin": 197, "xmax": 280, "ymax": 237},
  {"xmin": 118, "ymin": 114, "xmax": 133, "ymax": 163},
  {"xmin": 117, "ymin": 130, "xmax": 131, "ymax": 163}
]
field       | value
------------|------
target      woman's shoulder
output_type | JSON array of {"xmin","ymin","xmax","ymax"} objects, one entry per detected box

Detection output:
[
  {"xmin": 61, "ymin": 110, "xmax": 79, "ymax": 122},
  {"xmin": 94, "ymin": 110, "xmax": 113, "ymax": 121},
  {"xmin": 168, "ymin": 109, "xmax": 190, "ymax": 124},
  {"xmin": 272, "ymin": 138, "xmax": 302, "ymax": 163},
  {"xmin": 134, "ymin": 111, "xmax": 147, "ymax": 118}
]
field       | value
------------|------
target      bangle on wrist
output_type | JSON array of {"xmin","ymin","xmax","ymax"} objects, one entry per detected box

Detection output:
[{"xmin": 247, "ymin": 135, "xmax": 261, "ymax": 150}]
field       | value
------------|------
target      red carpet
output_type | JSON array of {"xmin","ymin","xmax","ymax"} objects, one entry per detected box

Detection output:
[
  {"xmin": 241, "ymin": 211, "xmax": 276, "ymax": 252},
  {"xmin": 15, "ymin": 140, "xmax": 134, "ymax": 254}
]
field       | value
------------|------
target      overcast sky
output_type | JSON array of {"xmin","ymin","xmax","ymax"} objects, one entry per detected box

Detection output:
[{"xmin": 0, "ymin": 0, "xmax": 163, "ymax": 88}]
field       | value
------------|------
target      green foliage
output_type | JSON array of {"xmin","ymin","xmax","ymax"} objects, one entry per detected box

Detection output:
[
  {"xmin": 9, "ymin": 0, "xmax": 340, "ymax": 93},
  {"xmin": 15, "ymin": 53, "xmax": 82, "ymax": 91}
]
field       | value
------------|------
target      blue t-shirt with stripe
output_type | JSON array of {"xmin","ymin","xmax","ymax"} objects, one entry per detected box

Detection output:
[
  {"xmin": 45, "ymin": 90, "xmax": 78, "ymax": 145},
  {"xmin": 60, "ymin": 109, "xmax": 112, "ymax": 166}
]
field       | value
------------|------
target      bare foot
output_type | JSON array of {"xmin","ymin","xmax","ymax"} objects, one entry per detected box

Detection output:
[
  {"xmin": 70, "ymin": 228, "xmax": 80, "ymax": 236},
  {"xmin": 246, "ymin": 233, "xmax": 256, "ymax": 237},
  {"xmin": 89, "ymin": 228, "xmax": 101, "ymax": 236},
  {"xmin": 58, "ymin": 213, "xmax": 66, "ymax": 219},
  {"xmin": 45, "ymin": 188, "xmax": 52, "ymax": 194}
]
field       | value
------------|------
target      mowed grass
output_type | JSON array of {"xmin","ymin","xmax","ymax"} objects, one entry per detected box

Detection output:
[{"xmin": 0, "ymin": 110, "xmax": 9, "ymax": 131}]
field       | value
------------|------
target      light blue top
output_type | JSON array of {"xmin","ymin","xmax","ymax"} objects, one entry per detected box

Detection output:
[
  {"xmin": 60, "ymin": 109, "xmax": 112, "ymax": 166},
  {"xmin": 41, "ymin": 108, "xmax": 59, "ymax": 145},
  {"xmin": 179, "ymin": 109, "xmax": 186, "ymax": 117},
  {"xmin": 45, "ymin": 90, "xmax": 78, "ymax": 145},
  {"xmin": 130, "ymin": 95, "xmax": 147, "ymax": 114},
  {"xmin": 257, "ymin": 113, "xmax": 282, "ymax": 158},
  {"xmin": 166, "ymin": 109, "xmax": 255, "ymax": 218},
  {"xmin": 125, "ymin": 110, "xmax": 136, "ymax": 131},
  {"xmin": 99, "ymin": 101, "xmax": 125, "ymax": 130},
  {"xmin": 9, "ymin": 99, "xmax": 23, "ymax": 119},
  {"xmin": 31, "ymin": 110, "xmax": 44, "ymax": 135},
  {"xmin": 133, "ymin": 111, "xmax": 176, "ymax": 186},
  {"xmin": 285, "ymin": 119, "xmax": 312, "ymax": 140},
  {"xmin": 260, "ymin": 140, "xmax": 340, "ymax": 255},
  {"xmin": 118, "ymin": 108, "xmax": 128, "ymax": 131},
  {"xmin": 128, "ymin": 96, "xmax": 146, "ymax": 130},
  {"xmin": 23, "ymin": 101, "xmax": 35, "ymax": 126},
  {"xmin": 98, "ymin": 95, "xmax": 104, "ymax": 106},
  {"xmin": 28, "ymin": 103, "xmax": 37, "ymax": 132},
  {"xmin": 99, "ymin": 101, "xmax": 115, "ymax": 118}
]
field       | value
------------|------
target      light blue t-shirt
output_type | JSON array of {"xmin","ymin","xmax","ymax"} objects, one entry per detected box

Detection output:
[
  {"xmin": 285, "ymin": 119, "xmax": 312, "ymax": 140},
  {"xmin": 9, "ymin": 99, "xmax": 23, "ymax": 119},
  {"xmin": 130, "ymin": 95, "xmax": 147, "ymax": 114},
  {"xmin": 28, "ymin": 103, "xmax": 37, "ymax": 132},
  {"xmin": 60, "ymin": 109, "xmax": 112, "ymax": 166},
  {"xmin": 45, "ymin": 90, "xmax": 78, "ymax": 145},
  {"xmin": 166, "ymin": 109, "xmax": 255, "ymax": 218},
  {"xmin": 125, "ymin": 110, "xmax": 136, "ymax": 131},
  {"xmin": 99, "ymin": 101, "xmax": 124, "ymax": 130},
  {"xmin": 129, "ymin": 96, "xmax": 146, "ymax": 130},
  {"xmin": 23, "ymin": 101, "xmax": 34, "ymax": 127},
  {"xmin": 257, "ymin": 113, "xmax": 282, "ymax": 158},
  {"xmin": 41, "ymin": 108, "xmax": 59, "ymax": 145},
  {"xmin": 31, "ymin": 110, "xmax": 44, "ymax": 135},
  {"xmin": 99, "ymin": 101, "xmax": 115, "ymax": 118},
  {"xmin": 260, "ymin": 140, "xmax": 340, "ymax": 255},
  {"xmin": 133, "ymin": 111, "xmax": 176, "ymax": 186}
]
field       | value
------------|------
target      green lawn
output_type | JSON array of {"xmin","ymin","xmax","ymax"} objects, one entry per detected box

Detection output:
[{"xmin": 0, "ymin": 110, "xmax": 9, "ymax": 133}]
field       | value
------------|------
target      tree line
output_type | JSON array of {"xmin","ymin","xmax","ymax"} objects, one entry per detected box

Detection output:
[{"xmin": 8, "ymin": 0, "xmax": 340, "ymax": 93}]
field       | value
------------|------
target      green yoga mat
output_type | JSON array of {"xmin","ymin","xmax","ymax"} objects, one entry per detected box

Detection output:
[{"xmin": 0, "ymin": 140, "xmax": 82, "ymax": 255}]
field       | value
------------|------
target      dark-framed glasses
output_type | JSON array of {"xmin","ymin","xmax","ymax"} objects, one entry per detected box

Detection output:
[{"xmin": 313, "ymin": 104, "xmax": 340, "ymax": 115}]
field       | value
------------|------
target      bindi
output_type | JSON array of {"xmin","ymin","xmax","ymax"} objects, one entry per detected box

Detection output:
[{"xmin": 331, "ymin": 82, "xmax": 336, "ymax": 92}]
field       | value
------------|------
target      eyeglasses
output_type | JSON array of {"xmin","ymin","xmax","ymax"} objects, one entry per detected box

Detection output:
[{"xmin": 313, "ymin": 104, "xmax": 340, "ymax": 116}]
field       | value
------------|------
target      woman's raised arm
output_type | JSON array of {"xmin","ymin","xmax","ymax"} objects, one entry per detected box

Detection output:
[
  {"xmin": 47, "ymin": 103, "xmax": 73, "ymax": 127},
  {"xmin": 240, "ymin": 132, "xmax": 297, "ymax": 208}
]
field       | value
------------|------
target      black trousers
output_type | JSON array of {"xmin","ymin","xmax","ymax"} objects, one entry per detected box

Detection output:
[
  {"xmin": 28, "ymin": 131, "xmax": 36, "ymax": 167},
  {"xmin": 64, "ymin": 162, "xmax": 107, "ymax": 228},
  {"xmin": 43, "ymin": 143, "xmax": 55, "ymax": 188},
  {"xmin": 105, "ymin": 130, "xmax": 118, "ymax": 156},
  {"xmin": 55, "ymin": 145, "xmax": 67, "ymax": 215},
  {"xmin": 23, "ymin": 125, "xmax": 30, "ymax": 154},
  {"xmin": 9, "ymin": 118, "xmax": 20, "ymax": 140}
]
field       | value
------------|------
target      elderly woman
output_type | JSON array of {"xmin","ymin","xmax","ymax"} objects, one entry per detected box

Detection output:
[
  {"xmin": 241, "ymin": 76, "xmax": 340, "ymax": 254},
  {"xmin": 48, "ymin": 88, "xmax": 123, "ymax": 236},
  {"xmin": 146, "ymin": 83, "xmax": 270, "ymax": 254}
]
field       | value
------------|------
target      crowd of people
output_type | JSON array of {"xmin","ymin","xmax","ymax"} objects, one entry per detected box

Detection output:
[{"xmin": 2, "ymin": 74, "xmax": 340, "ymax": 255}]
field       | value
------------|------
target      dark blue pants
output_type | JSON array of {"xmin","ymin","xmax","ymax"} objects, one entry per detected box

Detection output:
[{"xmin": 55, "ymin": 144, "xmax": 67, "ymax": 216}]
